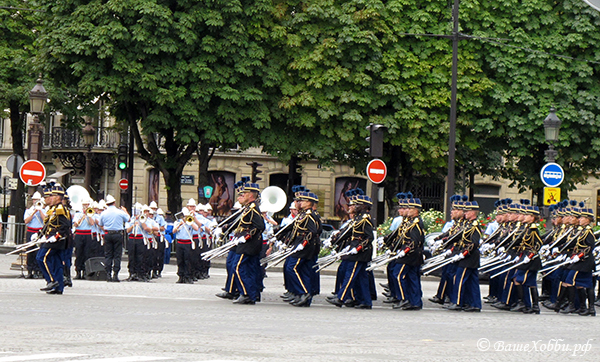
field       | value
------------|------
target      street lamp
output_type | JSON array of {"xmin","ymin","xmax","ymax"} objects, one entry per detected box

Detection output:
[
  {"xmin": 27, "ymin": 76, "xmax": 48, "ymax": 161},
  {"xmin": 543, "ymin": 107, "xmax": 561, "ymax": 163},
  {"xmin": 81, "ymin": 119, "xmax": 96, "ymax": 190}
]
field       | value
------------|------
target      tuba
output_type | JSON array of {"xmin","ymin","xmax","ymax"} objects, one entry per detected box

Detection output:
[
  {"xmin": 66, "ymin": 185, "xmax": 91, "ymax": 212},
  {"xmin": 260, "ymin": 186, "xmax": 287, "ymax": 213}
]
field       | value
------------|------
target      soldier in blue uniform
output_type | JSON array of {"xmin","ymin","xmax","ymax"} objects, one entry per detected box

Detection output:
[
  {"xmin": 444, "ymin": 201, "xmax": 482, "ymax": 312},
  {"xmin": 327, "ymin": 189, "xmax": 374, "ymax": 309},
  {"xmin": 36, "ymin": 185, "xmax": 72, "ymax": 295},
  {"xmin": 229, "ymin": 179, "xmax": 265, "ymax": 305},
  {"xmin": 283, "ymin": 189, "xmax": 320, "ymax": 307}
]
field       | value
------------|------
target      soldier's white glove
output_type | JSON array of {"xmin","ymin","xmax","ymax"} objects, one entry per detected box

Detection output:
[
  {"xmin": 322, "ymin": 239, "xmax": 332, "ymax": 249},
  {"xmin": 451, "ymin": 254, "xmax": 464, "ymax": 262},
  {"xmin": 46, "ymin": 236, "xmax": 57, "ymax": 243},
  {"xmin": 540, "ymin": 245, "xmax": 550, "ymax": 252},
  {"xmin": 30, "ymin": 233, "xmax": 39, "ymax": 242},
  {"xmin": 397, "ymin": 250, "xmax": 406, "ymax": 258},
  {"xmin": 341, "ymin": 245, "xmax": 351, "ymax": 254},
  {"xmin": 233, "ymin": 236, "xmax": 246, "ymax": 245},
  {"xmin": 557, "ymin": 254, "xmax": 567, "ymax": 262},
  {"xmin": 511, "ymin": 256, "xmax": 520, "ymax": 264},
  {"xmin": 275, "ymin": 240, "xmax": 284, "ymax": 249},
  {"xmin": 349, "ymin": 248, "xmax": 358, "ymax": 255},
  {"xmin": 376, "ymin": 237, "xmax": 384, "ymax": 248},
  {"xmin": 569, "ymin": 255, "xmax": 580, "ymax": 264},
  {"xmin": 552, "ymin": 247, "xmax": 560, "ymax": 255},
  {"xmin": 594, "ymin": 246, "xmax": 600, "ymax": 256},
  {"xmin": 384, "ymin": 250, "xmax": 391, "ymax": 257},
  {"xmin": 497, "ymin": 246, "xmax": 506, "ymax": 255},
  {"xmin": 294, "ymin": 243, "xmax": 304, "ymax": 252},
  {"xmin": 522, "ymin": 256, "xmax": 531, "ymax": 264},
  {"xmin": 443, "ymin": 249, "xmax": 453, "ymax": 257},
  {"xmin": 213, "ymin": 227, "xmax": 223, "ymax": 240},
  {"xmin": 541, "ymin": 248, "xmax": 550, "ymax": 258}
]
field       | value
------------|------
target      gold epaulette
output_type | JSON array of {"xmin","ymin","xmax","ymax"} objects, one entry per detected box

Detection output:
[
  {"xmin": 306, "ymin": 209, "xmax": 312, "ymax": 215},
  {"xmin": 362, "ymin": 214, "xmax": 369, "ymax": 219},
  {"xmin": 471, "ymin": 220, "xmax": 478, "ymax": 227},
  {"xmin": 53, "ymin": 204, "xmax": 67, "ymax": 217},
  {"xmin": 530, "ymin": 223, "xmax": 538, "ymax": 229}
]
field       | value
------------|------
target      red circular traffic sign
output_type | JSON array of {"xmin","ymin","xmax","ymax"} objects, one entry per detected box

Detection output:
[
  {"xmin": 366, "ymin": 159, "xmax": 387, "ymax": 184},
  {"xmin": 19, "ymin": 160, "xmax": 46, "ymax": 186},
  {"xmin": 118, "ymin": 178, "xmax": 129, "ymax": 190}
]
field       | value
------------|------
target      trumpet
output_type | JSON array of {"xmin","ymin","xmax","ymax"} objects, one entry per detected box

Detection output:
[
  {"xmin": 35, "ymin": 201, "xmax": 44, "ymax": 210},
  {"xmin": 139, "ymin": 214, "xmax": 147, "ymax": 223},
  {"xmin": 86, "ymin": 207, "xmax": 95, "ymax": 216},
  {"xmin": 185, "ymin": 215, "xmax": 194, "ymax": 226}
]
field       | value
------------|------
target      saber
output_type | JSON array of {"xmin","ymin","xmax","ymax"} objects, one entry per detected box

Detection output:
[
  {"xmin": 489, "ymin": 256, "xmax": 536, "ymax": 279},
  {"xmin": 540, "ymin": 259, "xmax": 572, "ymax": 278},
  {"xmin": 422, "ymin": 257, "xmax": 456, "ymax": 276},
  {"xmin": 366, "ymin": 253, "xmax": 401, "ymax": 271}
]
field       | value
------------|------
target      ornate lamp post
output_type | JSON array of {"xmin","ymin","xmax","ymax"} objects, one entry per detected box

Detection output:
[
  {"xmin": 543, "ymin": 107, "xmax": 562, "ymax": 163},
  {"xmin": 81, "ymin": 119, "xmax": 96, "ymax": 190},
  {"xmin": 27, "ymin": 76, "xmax": 48, "ymax": 161}
]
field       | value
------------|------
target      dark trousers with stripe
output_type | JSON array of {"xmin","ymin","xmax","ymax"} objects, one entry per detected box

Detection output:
[
  {"xmin": 127, "ymin": 236, "xmax": 145, "ymax": 276},
  {"xmin": 74, "ymin": 233, "xmax": 92, "ymax": 273},
  {"xmin": 232, "ymin": 253, "xmax": 260, "ymax": 301},
  {"xmin": 500, "ymin": 269, "xmax": 517, "ymax": 304},
  {"xmin": 176, "ymin": 241, "xmax": 193, "ymax": 278},
  {"xmin": 391, "ymin": 262, "xmax": 423, "ymax": 307},
  {"xmin": 36, "ymin": 247, "xmax": 64, "ymax": 292},
  {"xmin": 310, "ymin": 255, "xmax": 320, "ymax": 295},
  {"xmin": 285, "ymin": 256, "xmax": 312, "ymax": 295},
  {"xmin": 103, "ymin": 232, "xmax": 124, "ymax": 276},
  {"xmin": 336, "ymin": 260, "xmax": 371, "ymax": 307},
  {"xmin": 436, "ymin": 263, "xmax": 457, "ymax": 299},
  {"xmin": 224, "ymin": 249, "xmax": 238, "ymax": 294},
  {"xmin": 451, "ymin": 266, "xmax": 482, "ymax": 308}
]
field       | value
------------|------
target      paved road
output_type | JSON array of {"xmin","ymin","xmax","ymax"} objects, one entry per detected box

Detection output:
[{"xmin": 0, "ymin": 254, "xmax": 597, "ymax": 362}]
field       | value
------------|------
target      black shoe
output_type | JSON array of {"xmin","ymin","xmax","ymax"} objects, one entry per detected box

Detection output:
[
  {"xmin": 216, "ymin": 292, "xmax": 236, "ymax": 300},
  {"xmin": 428, "ymin": 296, "xmax": 444, "ymax": 304},
  {"xmin": 326, "ymin": 297, "xmax": 344, "ymax": 307},
  {"xmin": 401, "ymin": 304, "xmax": 422, "ymax": 311},
  {"xmin": 25, "ymin": 272, "xmax": 34, "ymax": 279},
  {"xmin": 392, "ymin": 300, "xmax": 410, "ymax": 309},
  {"xmin": 292, "ymin": 294, "xmax": 312, "ymax": 307},
  {"xmin": 491, "ymin": 302, "xmax": 510, "ymax": 310},
  {"xmin": 112, "ymin": 276, "xmax": 120, "ymax": 283},
  {"xmin": 354, "ymin": 304, "xmax": 372, "ymax": 309},
  {"xmin": 560, "ymin": 303, "xmax": 578, "ymax": 314},
  {"xmin": 579, "ymin": 307, "xmax": 596, "ymax": 317},
  {"xmin": 176, "ymin": 277, "xmax": 184, "ymax": 284},
  {"xmin": 523, "ymin": 305, "xmax": 540, "ymax": 314},
  {"xmin": 542, "ymin": 301, "xmax": 556, "ymax": 310},
  {"xmin": 383, "ymin": 297, "xmax": 399, "ymax": 304},
  {"xmin": 539, "ymin": 293, "xmax": 550, "ymax": 301},
  {"xmin": 106, "ymin": 276, "xmax": 113, "ymax": 283},
  {"xmin": 233, "ymin": 295, "xmax": 255, "ymax": 305},
  {"xmin": 64, "ymin": 277, "xmax": 73, "ymax": 288},
  {"xmin": 40, "ymin": 281, "xmax": 59, "ymax": 291},
  {"xmin": 379, "ymin": 283, "xmax": 389, "ymax": 289},
  {"xmin": 74, "ymin": 272, "xmax": 83, "ymax": 280},
  {"xmin": 510, "ymin": 301, "xmax": 527, "ymax": 313},
  {"xmin": 484, "ymin": 296, "xmax": 498, "ymax": 304},
  {"xmin": 283, "ymin": 295, "xmax": 297, "ymax": 303},
  {"xmin": 46, "ymin": 289, "xmax": 63, "ymax": 295},
  {"xmin": 184, "ymin": 278, "xmax": 194, "ymax": 284},
  {"xmin": 463, "ymin": 306, "xmax": 481, "ymax": 312},
  {"xmin": 280, "ymin": 292, "xmax": 293, "ymax": 299},
  {"xmin": 344, "ymin": 300, "xmax": 359, "ymax": 308},
  {"xmin": 287, "ymin": 295, "xmax": 301, "ymax": 305},
  {"xmin": 444, "ymin": 303, "xmax": 462, "ymax": 311},
  {"xmin": 382, "ymin": 291, "xmax": 392, "ymax": 298}
]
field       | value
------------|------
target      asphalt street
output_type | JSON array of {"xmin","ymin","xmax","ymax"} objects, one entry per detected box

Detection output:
[{"xmin": 0, "ymin": 253, "xmax": 597, "ymax": 362}]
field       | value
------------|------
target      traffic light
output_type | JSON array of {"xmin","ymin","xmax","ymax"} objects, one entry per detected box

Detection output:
[
  {"xmin": 365, "ymin": 123, "xmax": 386, "ymax": 158},
  {"xmin": 246, "ymin": 162, "xmax": 263, "ymax": 183},
  {"xmin": 117, "ymin": 145, "xmax": 128, "ymax": 170}
]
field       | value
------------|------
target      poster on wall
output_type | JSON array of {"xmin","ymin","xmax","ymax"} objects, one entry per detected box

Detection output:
[
  {"xmin": 208, "ymin": 171, "xmax": 236, "ymax": 216},
  {"xmin": 148, "ymin": 168, "xmax": 160, "ymax": 205},
  {"xmin": 334, "ymin": 177, "xmax": 367, "ymax": 220}
]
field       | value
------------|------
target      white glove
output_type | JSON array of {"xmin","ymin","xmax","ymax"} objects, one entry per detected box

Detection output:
[
  {"xmin": 213, "ymin": 227, "xmax": 223, "ymax": 240},
  {"xmin": 233, "ymin": 236, "xmax": 246, "ymax": 245},
  {"xmin": 349, "ymin": 248, "xmax": 358, "ymax": 255},
  {"xmin": 452, "ymin": 254, "xmax": 464, "ymax": 262},
  {"xmin": 541, "ymin": 249, "xmax": 550, "ymax": 258},
  {"xmin": 557, "ymin": 254, "xmax": 567, "ymax": 262},
  {"xmin": 511, "ymin": 256, "xmax": 519, "ymax": 264},
  {"xmin": 397, "ymin": 250, "xmax": 406, "ymax": 258},
  {"xmin": 275, "ymin": 240, "xmax": 284, "ymax": 249},
  {"xmin": 502, "ymin": 255, "xmax": 512, "ymax": 262},
  {"xmin": 376, "ymin": 237, "xmax": 384, "ymax": 248},
  {"xmin": 497, "ymin": 247, "xmax": 505, "ymax": 255},
  {"xmin": 341, "ymin": 245, "xmax": 351, "ymax": 254},
  {"xmin": 30, "ymin": 233, "xmax": 39, "ymax": 242},
  {"xmin": 46, "ymin": 236, "xmax": 57, "ymax": 243},
  {"xmin": 552, "ymin": 247, "xmax": 560, "ymax": 255},
  {"xmin": 522, "ymin": 256, "xmax": 531, "ymax": 264},
  {"xmin": 540, "ymin": 245, "xmax": 550, "ymax": 252},
  {"xmin": 322, "ymin": 240, "xmax": 332, "ymax": 249},
  {"xmin": 569, "ymin": 255, "xmax": 580, "ymax": 264},
  {"xmin": 594, "ymin": 246, "xmax": 600, "ymax": 256},
  {"xmin": 443, "ymin": 249, "xmax": 453, "ymax": 257},
  {"xmin": 294, "ymin": 243, "xmax": 305, "ymax": 252},
  {"xmin": 384, "ymin": 250, "xmax": 391, "ymax": 257}
]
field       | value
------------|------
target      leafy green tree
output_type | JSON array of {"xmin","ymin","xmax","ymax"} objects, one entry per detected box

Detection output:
[{"xmin": 38, "ymin": 0, "xmax": 279, "ymax": 212}]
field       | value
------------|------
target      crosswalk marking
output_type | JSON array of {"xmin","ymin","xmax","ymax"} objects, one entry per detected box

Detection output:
[
  {"xmin": 0, "ymin": 353, "xmax": 86, "ymax": 362},
  {"xmin": 71, "ymin": 357, "xmax": 173, "ymax": 362}
]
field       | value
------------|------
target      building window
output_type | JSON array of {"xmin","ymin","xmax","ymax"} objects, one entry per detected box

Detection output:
[{"xmin": 473, "ymin": 184, "xmax": 501, "ymax": 215}]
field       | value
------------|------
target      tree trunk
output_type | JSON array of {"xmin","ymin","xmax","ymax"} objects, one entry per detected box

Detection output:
[
  {"xmin": 196, "ymin": 140, "xmax": 214, "ymax": 203},
  {"xmin": 9, "ymin": 100, "xmax": 26, "ymax": 222}
]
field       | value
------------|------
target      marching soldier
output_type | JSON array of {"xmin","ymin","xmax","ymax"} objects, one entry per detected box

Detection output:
[
  {"xmin": 326, "ymin": 189, "xmax": 374, "ymax": 309},
  {"xmin": 283, "ymin": 188, "xmax": 320, "ymax": 307},
  {"xmin": 229, "ymin": 178, "xmax": 265, "ymax": 305},
  {"xmin": 36, "ymin": 185, "xmax": 71, "ymax": 295}
]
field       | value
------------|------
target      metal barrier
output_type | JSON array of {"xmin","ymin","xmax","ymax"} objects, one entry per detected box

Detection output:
[{"xmin": 0, "ymin": 218, "xmax": 27, "ymax": 246}]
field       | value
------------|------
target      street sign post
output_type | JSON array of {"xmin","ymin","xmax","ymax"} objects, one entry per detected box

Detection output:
[
  {"xmin": 366, "ymin": 159, "xmax": 387, "ymax": 184},
  {"xmin": 543, "ymin": 187, "xmax": 561, "ymax": 206},
  {"xmin": 6, "ymin": 154, "xmax": 24, "ymax": 174},
  {"xmin": 540, "ymin": 163, "xmax": 564, "ymax": 188},
  {"xmin": 118, "ymin": 178, "xmax": 129, "ymax": 190},
  {"xmin": 19, "ymin": 160, "xmax": 46, "ymax": 186}
]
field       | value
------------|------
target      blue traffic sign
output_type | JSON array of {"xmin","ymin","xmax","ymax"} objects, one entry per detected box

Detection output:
[{"xmin": 540, "ymin": 163, "xmax": 564, "ymax": 187}]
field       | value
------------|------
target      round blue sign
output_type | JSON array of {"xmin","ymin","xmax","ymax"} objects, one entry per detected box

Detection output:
[{"xmin": 540, "ymin": 163, "xmax": 564, "ymax": 187}]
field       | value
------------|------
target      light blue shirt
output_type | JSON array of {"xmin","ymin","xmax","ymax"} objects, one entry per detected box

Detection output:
[
  {"xmin": 484, "ymin": 220, "xmax": 499, "ymax": 236},
  {"xmin": 99, "ymin": 205, "xmax": 129, "ymax": 231},
  {"xmin": 441, "ymin": 220, "xmax": 454, "ymax": 233},
  {"xmin": 389, "ymin": 216, "xmax": 403, "ymax": 231},
  {"xmin": 24, "ymin": 208, "xmax": 44, "ymax": 229}
]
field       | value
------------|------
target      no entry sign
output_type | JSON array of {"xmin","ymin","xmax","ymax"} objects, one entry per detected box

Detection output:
[
  {"xmin": 118, "ymin": 178, "xmax": 129, "ymax": 190},
  {"xmin": 19, "ymin": 160, "xmax": 46, "ymax": 186},
  {"xmin": 367, "ymin": 159, "xmax": 387, "ymax": 184}
]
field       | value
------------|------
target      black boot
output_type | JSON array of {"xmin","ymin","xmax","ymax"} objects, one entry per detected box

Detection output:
[
  {"xmin": 580, "ymin": 288, "xmax": 596, "ymax": 316},
  {"xmin": 560, "ymin": 287, "xmax": 577, "ymax": 314},
  {"xmin": 577, "ymin": 288, "xmax": 588, "ymax": 314},
  {"xmin": 554, "ymin": 285, "xmax": 569, "ymax": 312},
  {"xmin": 74, "ymin": 270, "xmax": 83, "ymax": 280},
  {"xmin": 510, "ymin": 285, "xmax": 526, "ymax": 312},
  {"xmin": 523, "ymin": 287, "xmax": 540, "ymax": 314}
]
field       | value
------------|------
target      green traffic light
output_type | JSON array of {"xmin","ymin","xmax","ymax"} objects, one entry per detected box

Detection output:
[{"xmin": 118, "ymin": 162, "xmax": 127, "ymax": 170}]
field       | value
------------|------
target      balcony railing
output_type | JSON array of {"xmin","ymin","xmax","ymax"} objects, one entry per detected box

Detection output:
[{"xmin": 42, "ymin": 127, "xmax": 119, "ymax": 150}]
